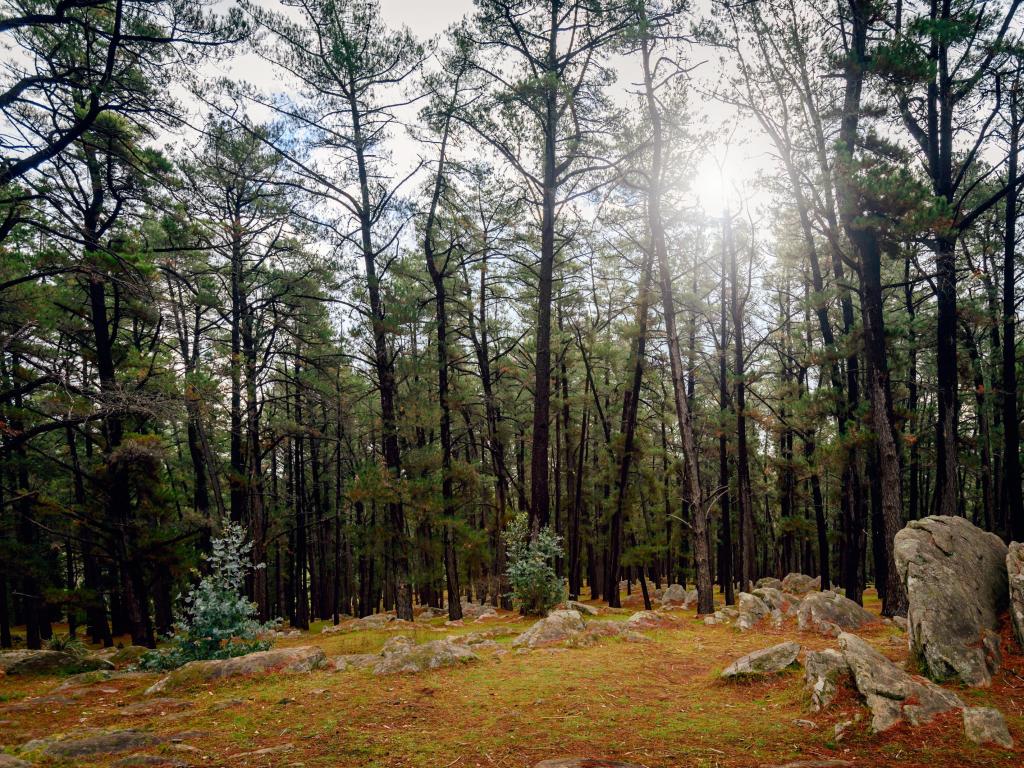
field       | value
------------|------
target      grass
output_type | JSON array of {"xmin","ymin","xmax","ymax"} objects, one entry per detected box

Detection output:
[{"xmin": 0, "ymin": 590, "xmax": 1021, "ymax": 767}]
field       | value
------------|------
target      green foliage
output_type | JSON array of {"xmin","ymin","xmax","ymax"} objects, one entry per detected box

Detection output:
[
  {"xmin": 503, "ymin": 512, "xmax": 564, "ymax": 616},
  {"xmin": 44, "ymin": 633, "xmax": 87, "ymax": 656},
  {"xmin": 140, "ymin": 524, "xmax": 272, "ymax": 671}
]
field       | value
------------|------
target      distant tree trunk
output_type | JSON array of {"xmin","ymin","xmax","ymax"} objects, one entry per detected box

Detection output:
[
  {"xmin": 726, "ymin": 212, "xmax": 755, "ymax": 592},
  {"xmin": 1004, "ymin": 82, "xmax": 1023, "ymax": 540},
  {"xmin": 605, "ymin": 246, "xmax": 654, "ymax": 608},
  {"xmin": 718, "ymin": 251, "xmax": 735, "ymax": 605},
  {"xmin": 640, "ymin": 35, "xmax": 712, "ymax": 613}
]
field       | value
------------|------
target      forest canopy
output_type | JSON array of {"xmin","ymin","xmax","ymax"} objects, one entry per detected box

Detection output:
[{"xmin": 2, "ymin": 0, "xmax": 1023, "ymax": 650}]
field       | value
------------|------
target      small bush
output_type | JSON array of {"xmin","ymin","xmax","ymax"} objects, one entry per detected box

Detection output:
[
  {"xmin": 140, "ymin": 524, "xmax": 273, "ymax": 671},
  {"xmin": 45, "ymin": 633, "xmax": 87, "ymax": 656},
  {"xmin": 504, "ymin": 512, "xmax": 565, "ymax": 615}
]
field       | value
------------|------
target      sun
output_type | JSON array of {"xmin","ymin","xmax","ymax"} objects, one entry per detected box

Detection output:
[{"xmin": 690, "ymin": 151, "xmax": 743, "ymax": 214}]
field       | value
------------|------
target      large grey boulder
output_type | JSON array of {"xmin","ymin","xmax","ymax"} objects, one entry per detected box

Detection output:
[
  {"xmin": 1008, "ymin": 542, "xmax": 1024, "ymax": 649},
  {"xmin": 737, "ymin": 592, "xmax": 776, "ymax": 631},
  {"xmin": 0, "ymin": 650, "xmax": 114, "ymax": 676},
  {"xmin": 144, "ymin": 646, "xmax": 326, "ymax": 695},
  {"xmin": 755, "ymin": 577, "xmax": 784, "ymax": 590},
  {"xmin": 797, "ymin": 591, "xmax": 874, "ymax": 635},
  {"xmin": 721, "ymin": 641, "xmax": 800, "ymax": 679},
  {"xmin": 372, "ymin": 638, "xmax": 478, "ymax": 675},
  {"xmin": 803, "ymin": 649, "xmax": 849, "ymax": 712},
  {"xmin": 838, "ymin": 632, "xmax": 962, "ymax": 732},
  {"xmin": 566, "ymin": 600, "xmax": 599, "ymax": 616},
  {"xmin": 660, "ymin": 583, "xmax": 688, "ymax": 606},
  {"xmin": 623, "ymin": 610, "xmax": 675, "ymax": 630},
  {"xmin": 782, "ymin": 573, "xmax": 821, "ymax": 595},
  {"xmin": 962, "ymin": 706, "xmax": 1013, "ymax": 748},
  {"xmin": 894, "ymin": 515, "xmax": 1008, "ymax": 686},
  {"xmin": 752, "ymin": 587, "xmax": 801, "ymax": 617},
  {"xmin": 512, "ymin": 610, "xmax": 585, "ymax": 648}
]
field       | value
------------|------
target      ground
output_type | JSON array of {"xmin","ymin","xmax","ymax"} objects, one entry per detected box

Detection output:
[{"xmin": 1, "ymin": 589, "xmax": 1021, "ymax": 767}]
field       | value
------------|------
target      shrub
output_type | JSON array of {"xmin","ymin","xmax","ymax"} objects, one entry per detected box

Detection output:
[
  {"xmin": 504, "ymin": 512, "xmax": 565, "ymax": 615},
  {"xmin": 140, "ymin": 524, "xmax": 273, "ymax": 671},
  {"xmin": 45, "ymin": 633, "xmax": 87, "ymax": 656}
]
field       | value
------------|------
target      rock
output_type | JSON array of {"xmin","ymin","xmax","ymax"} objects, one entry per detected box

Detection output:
[
  {"xmin": 53, "ymin": 669, "xmax": 113, "ymax": 690},
  {"xmin": 113, "ymin": 757, "xmax": 191, "ymax": 767},
  {"xmin": 838, "ymin": 632, "xmax": 962, "ymax": 732},
  {"xmin": 512, "ymin": 610, "xmax": 586, "ymax": 648},
  {"xmin": 570, "ymin": 620, "xmax": 627, "ymax": 647},
  {"xmin": 894, "ymin": 515, "xmax": 1008, "ymax": 686},
  {"xmin": 623, "ymin": 610, "xmax": 675, "ymax": 630},
  {"xmin": 459, "ymin": 601, "xmax": 497, "ymax": 619},
  {"xmin": 1008, "ymin": 542, "xmax": 1024, "ymax": 649},
  {"xmin": 755, "ymin": 577, "xmax": 784, "ymax": 590},
  {"xmin": 660, "ymin": 584, "xmax": 688, "ymax": 606},
  {"xmin": 737, "ymin": 592, "xmax": 775, "ymax": 631},
  {"xmin": 566, "ymin": 600, "xmax": 599, "ymax": 616},
  {"xmin": 797, "ymin": 591, "xmax": 874, "ymax": 634},
  {"xmin": 782, "ymin": 573, "xmax": 821, "ymax": 595},
  {"xmin": 962, "ymin": 706, "xmax": 1013, "ymax": 748},
  {"xmin": 534, "ymin": 761, "xmax": 644, "ymax": 768},
  {"xmin": 94, "ymin": 645, "xmax": 150, "ymax": 667},
  {"xmin": 803, "ymin": 649, "xmax": 849, "ymax": 711},
  {"xmin": 381, "ymin": 635, "xmax": 416, "ymax": 655},
  {"xmin": 752, "ymin": 587, "xmax": 801, "ymax": 617},
  {"xmin": 0, "ymin": 650, "xmax": 114, "ymax": 676},
  {"xmin": 144, "ymin": 646, "xmax": 326, "ymax": 695},
  {"xmin": 721, "ymin": 641, "xmax": 800, "ymax": 679},
  {"xmin": 0, "ymin": 756, "xmax": 33, "ymax": 767},
  {"xmin": 372, "ymin": 638, "xmax": 478, "ymax": 675},
  {"xmin": 329, "ymin": 653, "xmax": 377, "ymax": 672},
  {"xmin": 22, "ymin": 729, "xmax": 162, "ymax": 758}
]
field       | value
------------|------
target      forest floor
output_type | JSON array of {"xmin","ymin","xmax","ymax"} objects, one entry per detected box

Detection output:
[{"xmin": 1, "ymin": 589, "xmax": 1022, "ymax": 768}]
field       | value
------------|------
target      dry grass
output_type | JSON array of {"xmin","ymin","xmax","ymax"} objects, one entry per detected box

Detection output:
[{"xmin": 0, "ymin": 590, "xmax": 1020, "ymax": 767}]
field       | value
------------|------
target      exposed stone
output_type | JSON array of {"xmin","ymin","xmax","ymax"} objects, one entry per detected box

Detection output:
[
  {"xmin": 566, "ymin": 600, "xmax": 599, "ymax": 616},
  {"xmin": 720, "ymin": 641, "xmax": 800, "ymax": 679},
  {"xmin": 737, "ymin": 592, "xmax": 776, "ymax": 631},
  {"xmin": 1008, "ymin": 542, "xmax": 1024, "ymax": 650},
  {"xmin": 797, "ymin": 591, "xmax": 874, "ymax": 635},
  {"xmin": 113, "ymin": 757, "xmax": 191, "ymax": 768},
  {"xmin": 94, "ymin": 645, "xmax": 150, "ymax": 667},
  {"xmin": 22, "ymin": 729, "xmax": 162, "ymax": 758},
  {"xmin": 329, "ymin": 653, "xmax": 377, "ymax": 672},
  {"xmin": 534, "ymin": 760, "xmax": 644, "ymax": 768},
  {"xmin": 0, "ymin": 756, "xmax": 33, "ymax": 767},
  {"xmin": 459, "ymin": 601, "xmax": 498, "ymax": 620},
  {"xmin": 781, "ymin": 573, "xmax": 821, "ymax": 595},
  {"xmin": 372, "ymin": 638, "xmax": 478, "ymax": 675},
  {"xmin": 838, "ymin": 632, "xmax": 962, "ymax": 732},
  {"xmin": 962, "ymin": 706, "xmax": 1013, "ymax": 748},
  {"xmin": 660, "ymin": 584, "xmax": 688, "ymax": 606},
  {"xmin": 803, "ymin": 649, "xmax": 849, "ymax": 711},
  {"xmin": 752, "ymin": 587, "xmax": 801, "ymax": 617},
  {"xmin": 144, "ymin": 646, "xmax": 326, "ymax": 695},
  {"xmin": 623, "ymin": 610, "xmax": 675, "ymax": 630},
  {"xmin": 53, "ymin": 669, "xmax": 113, "ymax": 690},
  {"xmin": 0, "ymin": 650, "xmax": 114, "ymax": 676},
  {"xmin": 893, "ymin": 515, "xmax": 1008, "ymax": 686},
  {"xmin": 512, "ymin": 610, "xmax": 586, "ymax": 648},
  {"xmin": 755, "ymin": 577, "xmax": 784, "ymax": 590}
]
